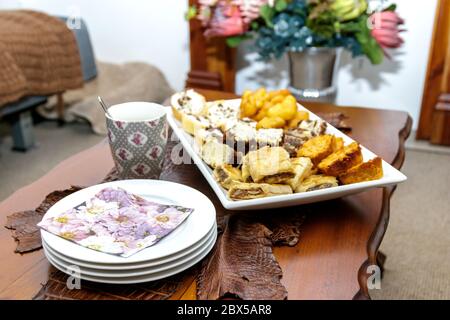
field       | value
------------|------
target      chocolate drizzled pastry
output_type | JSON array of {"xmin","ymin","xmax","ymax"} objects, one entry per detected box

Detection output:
[{"xmin": 282, "ymin": 120, "xmax": 328, "ymax": 157}]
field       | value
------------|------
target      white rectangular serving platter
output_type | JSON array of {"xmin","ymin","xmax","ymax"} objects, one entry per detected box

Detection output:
[{"xmin": 167, "ymin": 99, "xmax": 407, "ymax": 210}]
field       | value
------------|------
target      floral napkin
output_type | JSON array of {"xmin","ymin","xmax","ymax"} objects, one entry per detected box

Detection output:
[{"xmin": 38, "ymin": 188, "xmax": 193, "ymax": 257}]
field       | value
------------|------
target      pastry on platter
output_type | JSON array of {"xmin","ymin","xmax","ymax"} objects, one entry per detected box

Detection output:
[
  {"xmin": 283, "ymin": 128, "xmax": 316, "ymax": 157},
  {"xmin": 288, "ymin": 157, "xmax": 313, "ymax": 190},
  {"xmin": 297, "ymin": 134, "xmax": 335, "ymax": 166},
  {"xmin": 194, "ymin": 128, "xmax": 224, "ymax": 147},
  {"xmin": 295, "ymin": 175, "xmax": 338, "ymax": 193},
  {"xmin": 332, "ymin": 136, "xmax": 344, "ymax": 152},
  {"xmin": 206, "ymin": 100, "xmax": 240, "ymax": 131},
  {"xmin": 228, "ymin": 182, "xmax": 292, "ymax": 200},
  {"xmin": 213, "ymin": 164, "xmax": 243, "ymax": 190},
  {"xmin": 256, "ymin": 128, "xmax": 284, "ymax": 147},
  {"xmin": 246, "ymin": 146, "xmax": 295, "ymax": 184},
  {"xmin": 339, "ymin": 157, "xmax": 383, "ymax": 185},
  {"xmin": 298, "ymin": 120, "xmax": 327, "ymax": 136},
  {"xmin": 240, "ymin": 153, "xmax": 252, "ymax": 182},
  {"xmin": 170, "ymin": 89, "xmax": 206, "ymax": 121},
  {"xmin": 181, "ymin": 114, "xmax": 211, "ymax": 136},
  {"xmin": 225, "ymin": 120, "xmax": 257, "ymax": 153},
  {"xmin": 201, "ymin": 140, "xmax": 240, "ymax": 169},
  {"xmin": 318, "ymin": 142, "xmax": 363, "ymax": 177}
]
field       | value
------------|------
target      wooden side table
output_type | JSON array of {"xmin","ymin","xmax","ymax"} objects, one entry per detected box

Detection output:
[{"xmin": 0, "ymin": 89, "xmax": 412, "ymax": 300}]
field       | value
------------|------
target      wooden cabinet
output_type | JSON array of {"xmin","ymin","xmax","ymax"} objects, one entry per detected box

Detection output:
[{"xmin": 186, "ymin": 0, "xmax": 237, "ymax": 92}]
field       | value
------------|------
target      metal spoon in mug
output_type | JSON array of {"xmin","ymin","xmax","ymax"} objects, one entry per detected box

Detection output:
[{"xmin": 98, "ymin": 96, "xmax": 113, "ymax": 118}]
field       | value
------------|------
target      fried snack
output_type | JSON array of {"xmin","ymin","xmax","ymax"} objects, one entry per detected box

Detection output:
[
  {"xmin": 288, "ymin": 157, "xmax": 313, "ymax": 190},
  {"xmin": 256, "ymin": 116, "xmax": 285, "ymax": 129},
  {"xmin": 339, "ymin": 157, "xmax": 383, "ymax": 185},
  {"xmin": 240, "ymin": 89, "xmax": 304, "ymax": 129},
  {"xmin": 297, "ymin": 134, "xmax": 335, "ymax": 166},
  {"xmin": 228, "ymin": 182, "xmax": 292, "ymax": 200},
  {"xmin": 201, "ymin": 141, "xmax": 240, "ymax": 169},
  {"xmin": 247, "ymin": 146, "xmax": 295, "ymax": 184},
  {"xmin": 287, "ymin": 111, "xmax": 310, "ymax": 128},
  {"xmin": 318, "ymin": 142, "xmax": 363, "ymax": 177},
  {"xmin": 266, "ymin": 95, "xmax": 297, "ymax": 120},
  {"xmin": 170, "ymin": 89, "xmax": 206, "ymax": 121},
  {"xmin": 213, "ymin": 164, "xmax": 243, "ymax": 190},
  {"xmin": 295, "ymin": 175, "xmax": 338, "ymax": 193},
  {"xmin": 181, "ymin": 114, "xmax": 211, "ymax": 136},
  {"xmin": 240, "ymin": 88, "xmax": 268, "ymax": 118}
]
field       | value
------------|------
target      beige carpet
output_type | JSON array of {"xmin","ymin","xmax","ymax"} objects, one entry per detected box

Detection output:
[{"xmin": 0, "ymin": 121, "xmax": 449, "ymax": 299}]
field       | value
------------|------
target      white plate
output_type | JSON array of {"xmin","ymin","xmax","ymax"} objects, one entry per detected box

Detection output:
[
  {"xmin": 44, "ymin": 229, "xmax": 217, "ymax": 284},
  {"xmin": 42, "ymin": 223, "xmax": 216, "ymax": 271},
  {"xmin": 167, "ymin": 98, "xmax": 407, "ymax": 210},
  {"xmin": 41, "ymin": 180, "xmax": 216, "ymax": 264},
  {"xmin": 43, "ymin": 227, "xmax": 217, "ymax": 277}
]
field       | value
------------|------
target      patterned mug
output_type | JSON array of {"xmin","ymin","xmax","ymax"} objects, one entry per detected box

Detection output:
[{"xmin": 106, "ymin": 102, "xmax": 168, "ymax": 179}]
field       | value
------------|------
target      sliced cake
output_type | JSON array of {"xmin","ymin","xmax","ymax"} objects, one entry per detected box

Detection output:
[{"xmin": 318, "ymin": 142, "xmax": 363, "ymax": 177}]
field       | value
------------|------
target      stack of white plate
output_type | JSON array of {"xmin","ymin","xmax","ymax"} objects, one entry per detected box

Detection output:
[{"xmin": 40, "ymin": 180, "xmax": 217, "ymax": 284}]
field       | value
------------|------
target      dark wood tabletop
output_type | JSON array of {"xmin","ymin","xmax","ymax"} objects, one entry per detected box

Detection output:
[{"xmin": 0, "ymin": 89, "xmax": 412, "ymax": 300}]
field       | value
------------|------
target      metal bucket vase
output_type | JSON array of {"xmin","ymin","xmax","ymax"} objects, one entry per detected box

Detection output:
[{"xmin": 288, "ymin": 47, "xmax": 342, "ymax": 103}]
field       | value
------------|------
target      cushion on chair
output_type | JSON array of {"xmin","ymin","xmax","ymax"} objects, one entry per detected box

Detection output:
[{"xmin": 39, "ymin": 61, "xmax": 175, "ymax": 135}]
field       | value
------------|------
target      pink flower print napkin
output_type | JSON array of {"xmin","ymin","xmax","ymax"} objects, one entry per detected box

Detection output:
[{"xmin": 38, "ymin": 188, "xmax": 193, "ymax": 258}]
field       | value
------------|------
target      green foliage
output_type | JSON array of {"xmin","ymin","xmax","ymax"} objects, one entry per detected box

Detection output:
[
  {"xmin": 340, "ymin": 15, "xmax": 384, "ymax": 64},
  {"xmin": 260, "ymin": 4, "xmax": 276, "ymax": 28},
  {"xmin": 185, "ymin": 5, "xmax": 197, "ymax": 21},
  {"xmin": 226, "ymin": 34, "xmax": 253, "ymax": 48}
]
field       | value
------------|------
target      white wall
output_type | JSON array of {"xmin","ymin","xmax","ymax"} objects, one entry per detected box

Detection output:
[
  {"xmin": 1, "ymin": 0, "xmax": 437, "ymax": 129},
  {"xmin": 1, "ymin": 0, "xmax": 190, "ymax": 91},
  {"xmin": 236, "ymin": 0, "xmax": 438, "ymax": 129}
]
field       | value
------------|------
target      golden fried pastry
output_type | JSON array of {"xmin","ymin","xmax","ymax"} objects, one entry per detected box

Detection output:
[
  {"xmin": 247, "ymin": 147, "xmax": 295, "ymax": 184},
  {"xmin": 288, "ymin": 157, "xmax": 313, "ymax": 190},
  {"xmin": 256, "ymin": 116, "xmax": 286, "ymax": 129},
  {"xmin": 295, "ymin": 175, "xmax": 338, "ymax": 193},
  {"xmin": 339, "ymin": 157, "xmax": 383, "ymax": 185},
  {"xmin": 213, "ymin": 164, "xmax": 243, "ymax": 190},
  {"xmin": 318, "ymin": 142, "xmax": 363, "ymax": 177},
  {"xmin": 297, "ymin": 134, "xmax": 335, "ymax": 166},
  {"xmin": 228, "ymin": 182, "xmax": 292, "ymax": 200}
]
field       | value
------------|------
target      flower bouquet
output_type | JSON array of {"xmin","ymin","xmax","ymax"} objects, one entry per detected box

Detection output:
[{"xmin": 187, "ymin": 0, "xmax": 405, "ymax": 65}]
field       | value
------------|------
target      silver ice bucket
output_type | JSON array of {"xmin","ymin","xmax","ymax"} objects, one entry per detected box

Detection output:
[{"xmin": 288, "ymin": 47, "xmax": 341, "ymax": 103}]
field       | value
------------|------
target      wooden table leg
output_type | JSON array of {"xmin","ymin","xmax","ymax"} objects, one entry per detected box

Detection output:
[
  {"xmin": 377, "ymin": 251, "xmax": 387, "ymax": 278},
  {"xmin": 56, "ymin": 92, "xmax": 65, "ymax": 126}
]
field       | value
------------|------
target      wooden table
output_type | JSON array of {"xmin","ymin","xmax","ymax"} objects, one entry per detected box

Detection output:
[{"xmin": 0, "ymin": 89, "xmax": 412, "ymax": 300}]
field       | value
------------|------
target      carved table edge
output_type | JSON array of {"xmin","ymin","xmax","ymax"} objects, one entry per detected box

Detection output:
[{"xmin": 353, "ymin": 114, "xmax": 413, "ymax": 300}]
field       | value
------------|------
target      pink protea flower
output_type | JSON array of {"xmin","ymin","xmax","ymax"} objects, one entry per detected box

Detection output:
[
  {"xmin": 232, "ymin": 0, "xmax": 270, "ymax": 24},
  {"xmin": 369, "ymin": 11, "xmax": 405, "ymax": 49},
  {"xmin": 204, "ymin": 1, "xmax": 246, "ymax": 37}
]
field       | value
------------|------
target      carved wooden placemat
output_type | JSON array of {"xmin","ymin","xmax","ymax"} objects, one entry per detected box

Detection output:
[
  {"xmin": 5, "ymin": 187, "xmax": 84, "ymax": 253},
  {"xmin": 5, "ymin": 137, "xmax": 308, "ymax": 300},
  {"xmin": 33, "ymin": 269, "xmax": 193, "ymax": 300}
]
